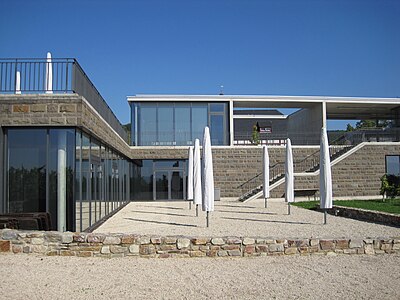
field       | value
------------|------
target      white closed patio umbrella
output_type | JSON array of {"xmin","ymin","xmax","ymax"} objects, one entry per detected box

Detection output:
[
  {"xmin": 285, "ymin": 138, "xmax": 294, "ymax": 215},
  {"xmin": 263, "ymin": 145, "xmax": 270, "ymax": 208},
  {"xmin": 15, "ymin": 71, "xmax": 21, "ymax": 94},
  {"xmin": 193, "ymin": 139, "xmax": 202, "ymax": 217},
  {"xmin": 45, "ymin": 52, "xmax": 53, "ymax": 93},
  {"xmin": 202, "ymin": 126, "xmax": 214, "ymax": 227},
  {"xmin": 187, "ymin": 146, "xmax": 194, "ymax": 209},
  {"xmin": 319, "ymin": 127, "xmax": 333, "ymax": 224}
]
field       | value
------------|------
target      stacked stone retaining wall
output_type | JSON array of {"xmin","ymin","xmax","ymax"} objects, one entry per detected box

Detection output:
[{"xmin": 0, "ymin": 229, "xmax": 398, "ymax": 258}]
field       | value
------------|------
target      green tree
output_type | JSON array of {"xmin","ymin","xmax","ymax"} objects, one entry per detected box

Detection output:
[
  {"xmin": 251, "ymin": 125, "xmax": 260, "ymax": 145},
  {"xmin": 355, "ymin": 120, "xmax": 376, "ymax": 129},
  {"xmin": 346, "ymin": 123, "xmax": 355, "ymax": 132}
]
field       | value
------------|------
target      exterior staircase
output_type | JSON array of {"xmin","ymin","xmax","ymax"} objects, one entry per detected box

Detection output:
[{"xmin": 237, "ymin": 143, "xmax": 354, "ymax": 202}]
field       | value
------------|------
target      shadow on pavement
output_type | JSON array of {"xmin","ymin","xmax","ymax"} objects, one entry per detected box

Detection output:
[{"xmin": 123, "ymin": 217, "xmax": 198, "ymax": 227}]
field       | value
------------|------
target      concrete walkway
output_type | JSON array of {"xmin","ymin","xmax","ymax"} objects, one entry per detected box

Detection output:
[{"xmin": 95, "ymin": 198, "xmax": 400, "ymax": 238}]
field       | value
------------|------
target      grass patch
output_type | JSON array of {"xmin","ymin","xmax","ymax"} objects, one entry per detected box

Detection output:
[{"xmin": 291, "ymin": 198, "xmax": 400, "ymax": 215}]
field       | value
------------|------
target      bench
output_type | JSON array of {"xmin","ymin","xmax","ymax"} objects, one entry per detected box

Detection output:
[
  {"xmin": 0, "ymin": 212, "xmax": 52, "ymax": 230},
  {"xmin": 294, "ymin": 189, "xmax": 319, "ymax": 201}
]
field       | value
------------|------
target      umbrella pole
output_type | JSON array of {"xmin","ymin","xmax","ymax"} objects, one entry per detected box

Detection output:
[
  {"xmin": 196, "ymin": 204, "xmax": 199, "ymax": 217},
  {"xmin": 264, "ymin": 198, "xmax": 267, "ymax": 208},
  {"xmin": 324, "ymin": 210, "xmax": 327, "ymax": 224},
  {"xmin": 206, "ymin": 211, "xmax": 209, "ymax": 227},
  {"xmin": 189, "ymin": 201, "xmax": 191, "ymax": 210},
  {"xmin": 288, "ymin": 203, "xmax": 291, "ymax": 215}
]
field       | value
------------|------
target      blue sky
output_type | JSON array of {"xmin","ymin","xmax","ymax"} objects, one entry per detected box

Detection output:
[{"xmin": 1, "ymin": 0, "xmax": 399, "ymax": 129}]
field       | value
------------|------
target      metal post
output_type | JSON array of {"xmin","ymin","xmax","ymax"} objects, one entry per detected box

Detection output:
[
  {"xmin": 288, "ymin": 203, "xmax": 291, "ymax": 215},
  {"xmin": 324, "ymin": 210, "xmax": 327, "ymax": 225},
  {"xmin": 206, "ymin": 211, "xmax": 209, "ymax": 228},
  {"xmin": 196, "ymin": 204, "xmax": 199, "ymax": 217},
  {"xmin": 264, "ymin": 198, "xmax": 267, "ymax": 208},
  {"xmin": 189, "ymin": 201, "xmax": 191, "ymax": 210}
]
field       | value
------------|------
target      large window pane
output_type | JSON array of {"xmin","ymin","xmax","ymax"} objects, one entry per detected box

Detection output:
[
  {"xmin": 386, "ymin": 155, "xmax": 400, "ymax": 176},
  {"xmin": 48, "ymin": 129, "xmax": 75, "ymax": 231},
  {"xmin": 210, "ymin": 114, "xmax": 224, "ymax": 145},
  {"xmin": 192, "ymin": 104, "xmax": 208, "ymax": 143},
  {"xmin": 75, "ymin": 130, "xmax": 82, "ymax": 232},
  {"xmin": 7, "ymin": 129, "xmax": 47, "ymax": 214},
  {"xmin": 158, "ymin": 103, "xmax": 174, "ymax": 145},
  {"xmin": 175, "ymin": 104, "xmax": 191, "ymax": 145},
  {"xmin": 138, "ymin": 160, "xmax": 153, "ymax": 200},
  {"xmin": 139, "ymin": 104, "xmax": 157, "ymax": 146},
  {"xmin": 81, "ymin": 134, "xmax": 90, "ymax": 229},
  {"xmin": 210, "ymin": 103, "xmax": 225, "ymax": 112},
  {"xmin": 91, "ymin": 139, "xmax": 101, "ymax": 224}
]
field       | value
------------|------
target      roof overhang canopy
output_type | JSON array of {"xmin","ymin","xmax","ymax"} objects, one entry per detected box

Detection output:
[{"xmin": 127, "ymin": 95, "xmax": 400, "ymax": 120}]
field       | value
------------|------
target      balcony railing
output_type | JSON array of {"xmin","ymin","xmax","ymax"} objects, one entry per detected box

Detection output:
[
  {"xmin": 0, "ymin": 58, "xmax": 128, "ymax": 141},
  {"xmin": 135, "ymin": 131, "xmax": 231, "ymax": 146}
]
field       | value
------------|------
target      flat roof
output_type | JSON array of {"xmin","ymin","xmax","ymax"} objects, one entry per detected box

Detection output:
[
  {"xmin": 127, "ymin": 94, "xmax": 400, "ymax": 105},
  {"xmin": 127, "ymin": 94, "xmax": 400, "ymax": 119}
]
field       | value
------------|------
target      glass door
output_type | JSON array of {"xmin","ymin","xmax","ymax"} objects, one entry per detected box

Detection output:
[
  {"xmin": 154, "ymin": 171, "xmax": 169, "ymax": 200},
  {"xmin": 171, "ymin": 171, "xmax": 184, "ymax": 199}
]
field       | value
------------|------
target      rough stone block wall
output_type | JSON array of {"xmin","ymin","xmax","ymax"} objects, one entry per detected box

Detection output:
[
  {"xmin": 1, "ymin": 229, "xmax": 398, "ymax": 258},
  {"xmin": 0, "ymin": 94, "xmax": 131, "ymax": 158},
  {"xmin": 330, "ymin": 144, "xmax": 400, "ymax": 197},
  {"xmin": 130, "ymin": 146, "xmax": 319, "ymax": 198},
  {"xmin": 271, "ymin": 143, "xmax": 400, "ymax": 199}
]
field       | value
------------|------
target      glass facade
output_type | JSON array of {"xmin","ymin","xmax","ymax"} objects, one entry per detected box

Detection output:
[
  {"xmin": 6, "ymin": 128, "xmax": 75, "ymax": 231},
  {"xmin": 74, "ymin": 128, "xmax": 132, "ymax": 232},
  {"xmin": 3, "ymin": 128, "xmax": 190, "ymax": 232},
  {"xmin": 4, "ymin": 127, "xmax": 136, "ymax": 232},
  {"xmin": 131, "ymin": 102, "xmax": 229, "ymax": 146},
  {"xmin": 131, "ymin": 159, "xmax": 186, "ymax": 201}
]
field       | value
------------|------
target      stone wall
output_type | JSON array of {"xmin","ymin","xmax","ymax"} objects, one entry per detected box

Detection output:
[
  {"xmin": 329, "ymin": 206, "xmax": 400, "ymax": 227},
  {"xmin": 0, "ymin": 94, "xmax": 131, "ymax": 157},
  {"xmin": 268, "ymin": 143, "xmax": 400, "ymax": 199},
  {"xmin": 0, "ymin": 229, "xmax": 398, "ymax": 258},
  {"xmin": 331, "ymin": 144, "xmax": 400, "ymax": 197},
  {"xmin": 131, "ymin": 146, "xmax": 319, "ymax": 198}
]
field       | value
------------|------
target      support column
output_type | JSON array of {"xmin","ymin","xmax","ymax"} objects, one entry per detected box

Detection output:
[
  {"xmin": 229, "ymin": 100, "xmax": 234, "ymax": 146},
  {"xmin": 0, "ymin": 127, "xmax": 4, "ymax": 214},
  {"xmin": 322, "ymin": 101, "xmax": 327, "ymax": 129},
  {"xmin": 57, "ymin": 131, "xmax": 67, "ymax": 231}
]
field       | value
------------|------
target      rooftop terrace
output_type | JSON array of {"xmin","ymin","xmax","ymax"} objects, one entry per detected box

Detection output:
[{"xmin": 0, "ymin": 58, "xmax": 128, "ymax": 141}]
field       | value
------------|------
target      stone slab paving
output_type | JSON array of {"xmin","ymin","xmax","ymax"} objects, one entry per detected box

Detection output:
[{"xmin": 95, "ymin": 198, "xmax": 400, "ymax": 239}]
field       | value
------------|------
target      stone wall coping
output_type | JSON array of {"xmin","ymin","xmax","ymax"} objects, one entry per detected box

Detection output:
[
  {"xmin": 1, "ymin": 229, "xmax": 399, "ymax": 258},
  {"xmin": 333, "ymin": 205, "xmax": 400, "ymax": 217}
]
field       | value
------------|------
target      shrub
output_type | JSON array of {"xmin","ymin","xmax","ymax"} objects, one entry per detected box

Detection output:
[{"xmin": 380, "ymin": 174, "xmax": 400, "ymax": 199}]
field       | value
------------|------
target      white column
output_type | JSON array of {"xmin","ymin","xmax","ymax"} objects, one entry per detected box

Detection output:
[
  {"xmin": 229, "ymin": 100, "xmax": 234, "ymax": 146},
  {"xmin": 57, "ymin": 131, "xmax": 67, "ymax": 231},
  {"xmin": 46, "ymin": 52, "xmax": 53, "ymax": 94},
  {"xmin": 322, "ymin": 101, "xmax": 327, "ymax": 129},
  {"xmin": 15, "ymin": 71, "xmax": 21, "ymax": 94}
]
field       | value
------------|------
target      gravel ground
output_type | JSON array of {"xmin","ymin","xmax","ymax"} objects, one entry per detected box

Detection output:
[
  {"xmin": 0, "ymin": 253, "xmax": 399, "ymax": 299},
  {"xmin": 95, "ymin": 198, "xmax": 400, "ymax": 239}
]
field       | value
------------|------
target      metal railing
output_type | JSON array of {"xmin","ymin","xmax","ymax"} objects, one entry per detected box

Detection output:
[
  {"xmin": 0, "ymin": 58, "xmax": 128, "ymax": 141},
  {"xmin": 234, "ymin": 133, "xmax": 287, "ymax": 146},
  {"xmin": 237, "ymin": 133, "xmax": 355, "ymax": 199},
  {"xmin": 136, "ymin": 131, "xmax": 231, "ymax": 146},
  {"xmin": 234, "ymin": 132, "xmax": 320, "ymax": 146}
]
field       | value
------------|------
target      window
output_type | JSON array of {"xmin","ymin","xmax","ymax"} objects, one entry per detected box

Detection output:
[
  {"xmin": 386, "ymin": 155, "xmax": 400, "ymax": 176},
  {"xmin": 132, "ymin": 102, "xmax": 229, "ymax": 146}
]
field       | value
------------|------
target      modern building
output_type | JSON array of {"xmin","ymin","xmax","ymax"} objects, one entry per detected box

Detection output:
[{"xmin": 1, "ymin": 56, "xmax": 400, "ymax": 232}]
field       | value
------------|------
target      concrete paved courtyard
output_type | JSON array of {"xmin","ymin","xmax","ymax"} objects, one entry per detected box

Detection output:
[{"xmin": 95, "ymin": 198, "xmax": 400, "ymax": 238}]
